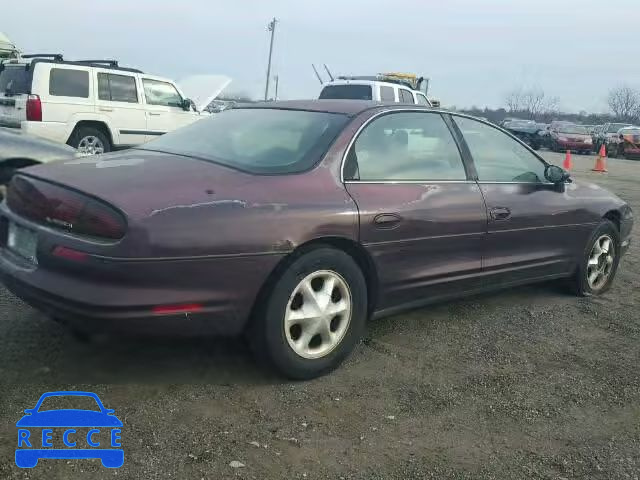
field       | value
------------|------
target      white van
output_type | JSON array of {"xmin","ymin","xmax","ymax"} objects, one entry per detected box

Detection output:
[
  {"xmin": 0, "ymin": 55, "xmax": 221, "ymax": 155},
  {"xmin": 319, "ymin": 74, "xmax": 435, "ymax": 106}
]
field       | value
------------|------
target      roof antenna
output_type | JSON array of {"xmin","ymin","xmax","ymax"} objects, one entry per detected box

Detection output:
[
  {"xmin": 323, "ymin": 64, "xmax": 334, "ymax": 82},
  {"xmin": 312, "ymin": 64, "xmax": 324, "ymax": 84}
]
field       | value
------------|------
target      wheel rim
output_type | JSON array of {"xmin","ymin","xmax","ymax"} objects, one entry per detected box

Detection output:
[
  {"xmin": 587, "ymin": 234, "xmax": 615, "ymax": 290},
  {"xmin": 77, "ymin": 136, "xmax": 105, "ymax": 156},
  {"xmin": 284, "ymin": 270, "xmax": 352, "ymax": 360}
]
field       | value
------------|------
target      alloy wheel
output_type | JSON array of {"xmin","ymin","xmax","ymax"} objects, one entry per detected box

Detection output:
[
  {"xmin": 77, "ymin": 136, "xmax": 105, "ymax": 156},
  {"xmin": 587, "ymin": 234, "xmax": 615, "ymax": 290},
  {"xmin": 284, "ymin": 270, "xmax": 352, "ymax": 359}
]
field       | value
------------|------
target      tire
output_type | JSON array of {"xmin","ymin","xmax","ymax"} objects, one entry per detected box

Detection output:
[
  {"xmin": 608, "ymin": 146, "xmax": 618, "ymax": 158},
  {"xmin": 570, "ymin": 220, "xmax": 621, "ymax": 296},
  {"xmin": 68, "ymin": 126, "xmax": 111, "ymax": 156},
  {"xmin": 530, "ymin": 141, "xmax": 541, "ymax": 151},
  {"xmin": 248, "ymin": 247, "xmax": 367, "ymax": 379}
]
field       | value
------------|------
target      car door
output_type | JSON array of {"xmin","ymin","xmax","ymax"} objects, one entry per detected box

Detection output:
[
  {"xmin": 452, "ymin": 115, "xmax": 593, "ymax": 283},
  {"xmin": 95, "ymin": 70, "xmax": 147, "ymax": 146},
  {"xmin": 141, "ymin": 77, "xmax": 195, "ymax": 141},
  {"xmin": 343, "ymin": 110, "xmax": 487, "ymax": 311}
]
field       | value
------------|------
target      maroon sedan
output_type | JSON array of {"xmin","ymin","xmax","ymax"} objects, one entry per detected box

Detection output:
[
  {"xmin": 549, "ymin": 124, "xmax": 594, "ymax": 154},
  {"xmin": 0, "ymin": 101, "xmax": 633, "ymax": 379}
]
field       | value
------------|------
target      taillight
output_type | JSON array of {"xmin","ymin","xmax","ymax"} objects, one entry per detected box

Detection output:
[
  {"xmin": 7, "ymin": 175, "xmax": 126, "ymax": 240},
  {"xmin": 26, "ymin": 95, "xmax": 42, "ymax": 122}
]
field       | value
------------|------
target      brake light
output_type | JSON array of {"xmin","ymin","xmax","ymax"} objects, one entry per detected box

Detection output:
[
  {"xmin": 7, "ymin": 176, "xmax": 126, "ymax": 240},
  {"xmin": 26, "ymin": 95, "xmax": 42, "ymax": 122}
]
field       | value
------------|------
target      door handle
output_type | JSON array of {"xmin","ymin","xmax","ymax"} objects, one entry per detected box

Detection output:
[
  {"xmin": 490, "ymin": 207, "xmax": 511, "ymax": 221},
  {"xmin": 373, "ymin": 213, "xmax": 402, "ymax": 229},
  {"xmin": 148, "ymin": 112, "xmax": 161, "ymax": 116},
  {"xmin": 98, "ymin": 107, "xmax": 113, "ymax": 112}
]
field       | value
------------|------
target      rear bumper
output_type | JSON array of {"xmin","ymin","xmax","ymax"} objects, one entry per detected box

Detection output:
[
  {"xmin": 0, "ymin": 208, "xmax": 284, "ymax": 337},
  {"xmin": 20, "ymin": 121, "xmax": 70, "ymax": 146},
  {"xmin": 557, "ymin": 140, "xmax": 593, "ymax": 150}
]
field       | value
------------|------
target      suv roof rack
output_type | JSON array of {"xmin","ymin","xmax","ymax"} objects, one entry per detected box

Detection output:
[
  {"xmin": 21, "ymin": 53, "xmax": 64, "ymax": 61},
  {"xmin": 75, "ymin": 59, "xmax": 119, "ymax": 67},
  {"xmin": 337, "ymin": 75, "xmax": 414, "ymax": 90}
]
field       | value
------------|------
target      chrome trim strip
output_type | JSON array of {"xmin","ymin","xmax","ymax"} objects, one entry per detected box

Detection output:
[{"xmin": 344, "ymin": 180, "xmax": 475, "ymax": 184}]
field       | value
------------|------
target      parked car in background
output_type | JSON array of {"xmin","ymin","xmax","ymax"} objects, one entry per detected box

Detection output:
[
  {"xmin": 0, "ymin": 55, "xmax": 219, "ymax": 155},
  {"xmin": 548, "ymin": 124, "xmax": 593, "ymax": 154},
  {"xmin": 609, "ymin": 126, "xmax": 640, "ymax": 159},
  {"xmin": 0, "ymin": 127, "xmax": 76, "ymax": 186},
  {"xmin": 0, "ymin": 101, "xmax": 632, "ymax": 379},
  {"xmin": 501, "ymin": 119, "xmax": 542, "ymax": 149},
  {"xmin": 595, "ymin": 122, "xmax": 632, "ymax": 153},
  {"xmin": 319, "ymin": 73, "xmax": 433, "ymax": 106}
]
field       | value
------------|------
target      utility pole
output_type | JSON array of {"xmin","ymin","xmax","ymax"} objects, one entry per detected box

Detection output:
[
  {"xmin": 264, "ymin": 17, "xmax": 278, "ymax": 101},
  {"xmin": 274, "ymin": 75, "xmax": 279, "ymax": 100}
]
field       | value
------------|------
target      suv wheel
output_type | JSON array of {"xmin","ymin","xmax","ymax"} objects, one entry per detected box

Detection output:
[
  {"xmin": 69, "ymin": 127, "xmax": 111, "ymax": 156},
  {"xmin": 248, "ymin": 247, "xmax": 367, "ymax": 379}
]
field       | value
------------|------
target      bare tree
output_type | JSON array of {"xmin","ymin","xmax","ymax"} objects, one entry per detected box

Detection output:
[
  {"xmin": 607, "ymin": 86, "xmax": 640, "ymax": 122},
  {"xmin": 505, "ymin": 88, "xmax": 524, "ymax": 113}
]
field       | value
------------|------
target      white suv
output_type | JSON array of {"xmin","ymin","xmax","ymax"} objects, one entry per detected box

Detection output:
[
  {"xmin": 319, "ymin": 75, "xmax": 434, "ymax": 106},
  {"xmin": 0, "ymin": 55, "xmax": 210, "ymax": 155}
]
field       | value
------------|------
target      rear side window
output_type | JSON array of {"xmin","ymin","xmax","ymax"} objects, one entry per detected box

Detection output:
[
  {"xmin": 143, "ymin": 79, "xmax": 183, "ymax": 107},
  {"xmin": 348, "ymin": 112, "xmax": 467, "ymax": 181},
  {"xmin": 379, "ymin": 86, "xmax": 395, "ymax": 102},
  {"xmin": 399, "ymin": 89, "xmax": 414, "ymax": 104},
  {"xmin": 416, "ymin": 93, "xmax": 430, "ymax": 105},
  {"xmin": 319, "ymin": 84, "xmax": 373, "ymax": 100},
  {"xmin": 0, "ymin": 65, "xmax": 33, "ymax": 94},
  {"xmin": 49, "ymin": 68, "xmax": 89, "ymax": 98},
  {"xmin": 98, "ymin": 73, "xmax": 138, "ymax": 103}
]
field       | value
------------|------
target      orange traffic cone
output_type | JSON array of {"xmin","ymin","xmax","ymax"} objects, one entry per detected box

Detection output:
[
  {"xmin": 563, "ymin": 150, "xmax": 572, "ymax": 170},
  {"xmin": 592, "ymin": 144, "xmax": 608, "ymax": 172}
]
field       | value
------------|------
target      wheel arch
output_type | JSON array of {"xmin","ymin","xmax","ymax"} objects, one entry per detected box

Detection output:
[
  {"xmin": 603, "ymin": 209, "xmax": 621, "ymax": 231},
  {"xmin": 0, "ymin": 157, "xmax": 41, "ymax": 170},
  {"xmin": 248, "ymin": 236, "xmax": 379, "ymax": 330},
  {"xmin": 67, "ymin": 120, "xmax": 114, "ymax": 147}
]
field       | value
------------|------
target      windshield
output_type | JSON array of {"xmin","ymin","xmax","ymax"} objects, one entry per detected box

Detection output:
[
  {"xmin": 319, "ymin": 84, "xmax": 373, "ymax": 100},
  {"xmin": 37, "ymin": 395, "xmax": 101, "ymax": 412},
  {"xmin": 558, "ymin": 125, "xmax": 588, "ymax": 134},
  {"xmin": 138, "ymin": 108, "xmax": 349, "ymax": 174},
  {"xmin": 608, "ymin": 123, "xmax": 629, "ymax": 133},
  {"xmin": 0, "ymin": 64, "xmax": 32, "ymax": 94}
]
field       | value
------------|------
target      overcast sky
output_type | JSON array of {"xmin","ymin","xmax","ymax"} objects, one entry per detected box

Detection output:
[{"xmin": 4, "ymin": 0, "xmax": 638, "ymax": 112}]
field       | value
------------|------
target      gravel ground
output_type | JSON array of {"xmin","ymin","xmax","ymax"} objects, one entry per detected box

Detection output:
[{"xmin": 0, "ymin": 150, "xmax": 638, "ymax": 479}]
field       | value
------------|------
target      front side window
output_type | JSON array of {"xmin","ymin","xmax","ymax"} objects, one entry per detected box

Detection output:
[
  {"xmin": 98, "ymin": 73, "xmax": 138, "ymax": 103},
  {"xmin": 379, "ymin": 86, "xmax": 395, "ymax": 102},
  {"xmin": 454, "ymin": 116, "xmax": 547, "ymax": 183},
  {"xmin": 49, "ymin": 68, "xmax": 89, "ymax": 98},
  {"xmin": 139, "ymin": 108, "xmax": 349, "ymax": 174},
  {"xmin": 399, "ymin": 89, "xmax": 414, "ymax": 104},
  {"xmin": 143, "ymin": 79, "xmax": 183, "ymax": 107},
  {"xmin": 347, "ymin": 112, "xmax": 466, "ymax": 181}
]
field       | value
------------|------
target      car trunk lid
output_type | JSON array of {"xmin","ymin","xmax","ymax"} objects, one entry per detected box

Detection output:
[{"xmin": 18, "ymin": 149, "xmax": 256, "ymax": 221}]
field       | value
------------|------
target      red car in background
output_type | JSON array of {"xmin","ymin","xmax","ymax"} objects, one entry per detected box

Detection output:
[
  {"xmin": 548, "ymin": 124, "xmax": 593, "ymax": 154},
  {"xmin": 610, "ymin": 126, "xmax": 640, "ymax": 159}
]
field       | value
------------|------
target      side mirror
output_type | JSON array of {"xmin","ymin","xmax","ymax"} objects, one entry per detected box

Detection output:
[
  {"xmin": 545, "ymin": 164, "xmax": 569, "ymax": 184},
  {"xmin": 23, "ymin": 409, "xmax": 34, "ymax": 414},
  {"xmin": 105, "ymin": 408, "xmax": 115, "ymax": 415},
  {"xmin": 181, "ymin": 98, "xmax": 192, "ymax": 111},
  {"xmin": 619, "ymin": 134, "xmax": 624, "ymax": 140}
]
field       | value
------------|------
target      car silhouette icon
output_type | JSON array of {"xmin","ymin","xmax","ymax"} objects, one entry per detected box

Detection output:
[{"xmin": 16, "ymin": 391, "xmax": 123, "ymax": 468}]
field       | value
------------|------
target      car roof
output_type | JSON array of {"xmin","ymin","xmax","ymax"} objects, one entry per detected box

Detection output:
[{"xmin": 237, "ymin": 100, "xmax": 439, "ymax": 116}]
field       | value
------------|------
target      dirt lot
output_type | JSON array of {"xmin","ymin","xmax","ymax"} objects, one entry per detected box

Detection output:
[{"xmin": 0, "ymin": 150, "xmax": 638, "ymax": 479}]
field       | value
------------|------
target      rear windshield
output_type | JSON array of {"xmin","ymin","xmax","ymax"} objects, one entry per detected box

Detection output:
[
  {"xmin": 319, "ymin": 84, "xmax": 373, "ymax": 100},
  {"xmin": 558, "ymin": 125, "xmax": 588, "ymax": 134},
  {"xmin": 138, "ymin": 108, "xmax": 350, "ymax": 174},
  {"xmin": 0, "ymin": 64, "xmax": 32, "ymax": 95}
]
